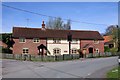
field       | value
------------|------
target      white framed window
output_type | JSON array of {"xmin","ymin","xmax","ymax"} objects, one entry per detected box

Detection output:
[
  {"xmin": 53, "ymin": 48, "xmax": 61, "ymax": 55},
  {"xmin": 72, "ymin": 39, "xmax": 78, "ymax": 43},
  {"xmin": 19, "ymin": 37, "xmax": 26, "ymax": 43},
  {"xmin": 33, "ymin": 38, "xmax": 40, "ymax": 43},
  {"xmin": 53, "ymin": 38, "xmax": 61, "ymax": 43},
  {"xmin": 71, "ymin": 48, "xmax": 77, "ymax": 54},
  {"xmin": 96, "ymin": 48, "xmax": 99, "ymax": 53},
  {"xmin": 94, "ymin": 40, "xmax": 99, "ymax": 44},
  {"xmin": 23, "ymin": 48, "xmax": 29, "ymax": 54}
]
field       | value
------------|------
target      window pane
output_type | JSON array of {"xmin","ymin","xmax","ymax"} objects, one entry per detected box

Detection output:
[
  {"xmin": 33, "ymin": 38, "xmax": 39, "ymax": 43},
  {"xmin": 23, "ymin": 48, "xmax": 28, "ymax": 53},
  {"xmin": 19, "ymin": 38, "xmax": 25, "ymax": 42}
]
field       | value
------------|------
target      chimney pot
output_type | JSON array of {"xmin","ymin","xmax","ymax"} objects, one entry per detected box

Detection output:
[{"xmin": 41, "ymin": 21, "xmax": 46, "ymax": 30}]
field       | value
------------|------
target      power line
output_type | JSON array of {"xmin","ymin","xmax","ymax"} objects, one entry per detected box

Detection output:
[{"xmin": 2, "ymin": 4, "xmax": 110, "ymax": 26}]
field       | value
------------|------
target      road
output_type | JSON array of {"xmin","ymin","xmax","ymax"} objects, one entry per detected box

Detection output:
[{"xmin": 2, "ymin": 56, "xmax": 118, "ymax": 78}]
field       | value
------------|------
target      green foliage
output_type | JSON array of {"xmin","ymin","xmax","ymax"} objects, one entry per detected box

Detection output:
[
  {"xmin": 0, "ymin": 33, "xmax": 12, "ymax": 43},
  {"xmin": 104, "ymin": 46, "xmax": 110, "ymax": 52},
  {"xmin": 110, "ymin": 48, "xmax": 118, "ymax": 53},
  {"xmin": 0, "ymin": 33, "xmax": 15, "ymax": 48},
  {"xmin": 2, "ymin": 47, "xmax": 12, "ymax": 54}
]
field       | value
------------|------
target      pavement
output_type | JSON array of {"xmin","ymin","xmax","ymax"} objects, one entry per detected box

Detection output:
[{"xmin": 2, "ymin": 56, "xmax": 119, "ymax": 78}]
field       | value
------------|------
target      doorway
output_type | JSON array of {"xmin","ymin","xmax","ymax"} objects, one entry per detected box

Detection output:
[
  {"xmin": 89, "ymin": 47, "xmax": 93, "ymax": 57},
  {"xmin": 89, "ymin": 47, "xmax": 93, "ymax": 53}
]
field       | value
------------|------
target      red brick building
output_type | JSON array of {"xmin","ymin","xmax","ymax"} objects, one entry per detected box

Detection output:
[{"xmin": 13, "ymin": 22, "xmax": 104, "ymax": 56}]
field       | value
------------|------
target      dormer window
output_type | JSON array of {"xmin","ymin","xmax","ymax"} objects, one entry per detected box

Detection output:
[
  {"xmin": 19, "ymin": 37, "xmax": 25, "ymax": 43},
  {"xmin": 53, "ymin": 38, "xmax": 61, "ymax": 43},
  {"xmin": 33, "ymin": 38, "xmax": 40, "ymax": 43},
  {"xmin": 94, "ymin": 40, "xmax": 99, "ymax": 44}
]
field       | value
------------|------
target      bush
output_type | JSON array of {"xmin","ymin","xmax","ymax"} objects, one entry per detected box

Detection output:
[
  {"xmin": 2, "ymin": 47, "xmax": 12, "ymax": 54},
  {"xmin": 104, "ymin": 46, "xmax": 110, "ymax": 52},
  {"xmin": 110, "ymin": 48, "xmax": 117, "ymax": 53}
]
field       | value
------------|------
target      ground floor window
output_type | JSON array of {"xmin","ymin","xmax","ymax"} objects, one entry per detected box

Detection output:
[
  {"xmin": 71, "ymin": 48, "xmax": 77, "ymax": 54},
  {"xmin": 53, "ymin": 48, "xmax": 61, "ymax": 55},
  {"xmin": 96, "ymin": 48, "xmax": 99, "ymax": 53},
  {"xmin": 109, "ymin": 44, "xmax": 114, "ymax": 48},
  {"xmin": 23, "ymin": 48, "xmax": 29, "ymax": 54}
]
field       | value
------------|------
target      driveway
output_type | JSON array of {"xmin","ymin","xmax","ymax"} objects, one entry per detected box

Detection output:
[{"xmin": 2, "ymin": 56, "xmax": 118, "ymax": 78}]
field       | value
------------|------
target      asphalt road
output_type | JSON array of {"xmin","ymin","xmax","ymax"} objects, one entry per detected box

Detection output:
[{"xmin": 2, "ymin": 56, "xmax": 118, "ymax": 78}]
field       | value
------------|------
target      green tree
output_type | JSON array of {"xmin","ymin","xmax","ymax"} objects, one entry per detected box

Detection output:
[{"xmin": 1, "ymin": 33, "xmax": 15, "ymax": 48}]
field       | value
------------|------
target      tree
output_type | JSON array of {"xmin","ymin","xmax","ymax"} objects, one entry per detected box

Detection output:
[
  {"xmin": 105, "ymin": 25, "xmax": 119, "ymax": 49},
  {"xmin": 54, "ymin": 17, "xmax": 63, "ymax": 30},
  {"xmin": 63, "ymin": 19, "xmax": 71, "ymax": 30},
  {"xmin": 105, "ymin": 25, "xmax": 117, "ymax": 35},
  {"xmin": 46, "ymin": 17, "xmax": 71, "ymax": 30},
  {"xmin": 46, "ymin": 18, "xmax": 54, "ymax": 29},
  {"xmin": 1, "ymin": 33, "xmax": 15, "ymax": 48}
]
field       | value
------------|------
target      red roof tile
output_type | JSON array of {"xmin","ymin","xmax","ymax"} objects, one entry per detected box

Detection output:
[
  {"xmin": 103, "ymin": 35, "xmax": 113, "ymax": 42},
  {"xmin": 13, "ymin": 27, "xmax": 104, "ymax": 40}
]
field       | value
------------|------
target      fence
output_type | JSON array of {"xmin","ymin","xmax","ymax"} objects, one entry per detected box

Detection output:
[
  {"xmin": 2, "ymin": 53, "xmax": 80, "ymax": 61},
  {"xmin": 2, "ymin": 52, "xmax": 118, "ymax": 61}
]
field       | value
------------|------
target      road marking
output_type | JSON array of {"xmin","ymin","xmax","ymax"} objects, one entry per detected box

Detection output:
[{"xmin": 87, "ymin": 73, "xmax": 91, "ymax": 76}]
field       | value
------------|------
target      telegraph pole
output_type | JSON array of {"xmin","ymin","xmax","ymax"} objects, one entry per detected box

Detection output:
[
  {"xmin": 117, "ymin": 25, "xmax": 120, "ymax": 52},
  {"xmin": 67, "ymin": 32, "xmax": 72, "ymax": 55}
]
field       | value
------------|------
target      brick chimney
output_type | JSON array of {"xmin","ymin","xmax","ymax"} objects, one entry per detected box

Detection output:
[{"xmin": 41, "ymin": 21, "xmax": 46, "ymax": 30}]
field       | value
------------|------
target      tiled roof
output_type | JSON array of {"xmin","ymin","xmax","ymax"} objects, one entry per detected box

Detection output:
[
  {"xmin": 103, "ymin": 35, "xmax": 113, "ymax": 42},
  {"xmin": 13, "ymin": 27, "xmax": 104, "ymax": 40}
]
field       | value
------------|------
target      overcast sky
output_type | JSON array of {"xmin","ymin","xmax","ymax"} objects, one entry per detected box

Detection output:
[{"xmin": 2, "ymin": 2, "xmax": 118, "ymax": 33}]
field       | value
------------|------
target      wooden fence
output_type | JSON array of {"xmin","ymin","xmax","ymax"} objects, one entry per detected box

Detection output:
[{"xmin": 2, "ymin": 52, "xmax": 118, "ymax": 61}]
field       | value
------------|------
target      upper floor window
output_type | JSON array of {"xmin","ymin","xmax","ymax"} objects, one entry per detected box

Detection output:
[
  {"xmin": 53, "ymin": 38, "xmax": 61, "ymax": 43},
  {"xmin": 72, "ymin": 39, "xmax": 78, "ymax": 43},
  {"xmin": 33, "ymin": 38, "xmax": 40, "ymax": 43},
  {"xmin": 19, "ymin": 37, "xmax": 25, "ymax": 43},
  {"xmin": 94, "ymin": 40, "xmax": 99, "ymax": 44}
]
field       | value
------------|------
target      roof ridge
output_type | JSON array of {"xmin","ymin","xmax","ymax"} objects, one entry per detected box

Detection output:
[
  {"xmin": 13, "ymin": 27, "xmax": 98, "ymax": 32},
  {"xmin": 13, "ymin": 27, "xmax": 104, "ymax": 40}
]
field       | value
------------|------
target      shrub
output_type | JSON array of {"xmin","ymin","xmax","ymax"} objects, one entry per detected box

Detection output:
[
  {"xmin": 104, "ymin": 46, "xmax": 110, "ymax": 52},
  {"xmin": 2, "ymin": 47, "xmax": 12, "ymax": 54}
]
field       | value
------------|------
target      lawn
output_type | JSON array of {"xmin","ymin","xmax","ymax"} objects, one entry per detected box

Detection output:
[{"xmin": 106, "ymin": 66, "xmax": 120, "ymax": 78}]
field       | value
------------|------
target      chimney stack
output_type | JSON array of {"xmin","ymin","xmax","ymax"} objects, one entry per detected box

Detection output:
[{"xmin": 41, "ymin": 21, "xmax": 45, "ymax": 30}]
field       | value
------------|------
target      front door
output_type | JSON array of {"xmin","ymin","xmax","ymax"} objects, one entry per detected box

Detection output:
[
  {"xmin": 89, "ymin": 47, "xmax": 93, "ymax": 53},
  {"xmin": 89, "ymin": 47, "xmax": 93, "ymax": 57}
]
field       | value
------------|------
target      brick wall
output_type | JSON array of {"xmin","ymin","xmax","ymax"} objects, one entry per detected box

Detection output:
[
  {"xmin": 80, "ymin": 40, "xmax": 104, "ymax": 54},
  {"xmin": 13, "ymin": 38, "xmax": 46, "ymax": 55}
]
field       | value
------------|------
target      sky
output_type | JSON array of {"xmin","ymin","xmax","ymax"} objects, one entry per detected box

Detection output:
[{"xmin": 2, "ymin": 2, "xmax": 118, "ymax": 33}]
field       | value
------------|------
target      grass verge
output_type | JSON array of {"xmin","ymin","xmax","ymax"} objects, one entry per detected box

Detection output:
[{"xmin": 106, "ymin": 66, "xmax": 120, "ymax": 78}]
